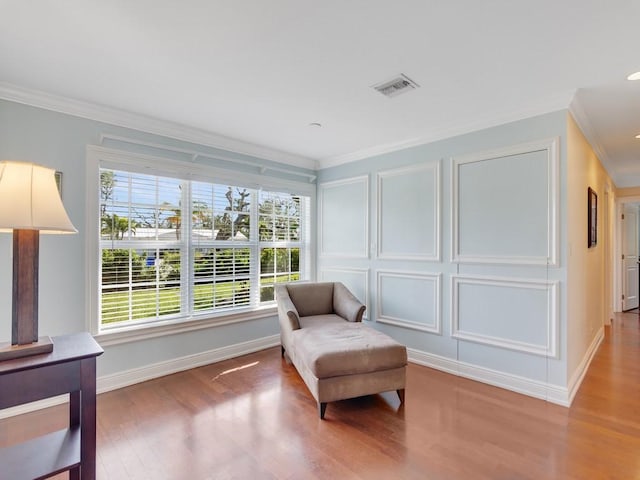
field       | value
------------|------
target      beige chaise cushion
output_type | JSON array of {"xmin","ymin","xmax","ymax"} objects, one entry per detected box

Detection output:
[
  {"xmin": 298, "ymin": 314, "xmax": 346, "ymax": 329},
  {"xmin": 293, "ymin": 322, "xmax": 408, "ymax": 379}
]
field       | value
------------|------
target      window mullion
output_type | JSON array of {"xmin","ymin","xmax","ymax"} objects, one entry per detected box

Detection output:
[
  {"xmin": 301, "ymin": 196, "xmax": 310, "ymax": 281},
  {"xmin": 128, "ymin": 175, "xmax": 134, "ymax": 322},
  {"xmin": 182, "ymin": 180, "xmax": 192, "ymax": 318},
  {"xmin": 250, "ymin": 190, "xmax": 259, "ymax": 308},
  {"xmin": 155, "ymin": 177, "xmax": 160, "ymax": 320}
]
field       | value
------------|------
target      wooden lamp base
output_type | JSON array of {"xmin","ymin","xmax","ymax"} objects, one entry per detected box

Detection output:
[
  {"xmin": 0, "ymin": 229, "xmax": 53, "ymax": 362},
  {"xmin": 0, "ymin": 336, "xmax": 53, "ymax": 361}
]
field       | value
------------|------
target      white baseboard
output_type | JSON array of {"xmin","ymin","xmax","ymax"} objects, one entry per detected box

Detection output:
[
  {"xmin": 97, "ymin": 334, "xmax": 280, "ymax": 393},
  {"xmin": 0, "ymin": 334, "xmax": 280, "ymax": 420},
  {"xmin": 565, "ymin": 326, "xmax": 604, "ymax": 405},
  {"xmin": 408, "ymin": 348, "xmax": 572, "ymax": 406},
  {"xmin": 407, "ymin": 348, "xmax": 459, "ymax": 376}
]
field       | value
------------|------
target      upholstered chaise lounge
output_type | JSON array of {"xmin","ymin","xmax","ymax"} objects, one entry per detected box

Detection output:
[{"xmin": 275, "ymin": 282, "xmax": 407, "ymax": 419}]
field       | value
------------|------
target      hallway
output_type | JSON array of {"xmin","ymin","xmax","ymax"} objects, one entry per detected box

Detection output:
[{"xmin": 563, "ymin": 310, "xmax": 640, "ymax": 476}]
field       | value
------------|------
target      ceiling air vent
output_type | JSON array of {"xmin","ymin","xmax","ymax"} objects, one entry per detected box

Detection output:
[{"xmin": 372, "ymin": 74, "xmax": 420, "ymax": 98}]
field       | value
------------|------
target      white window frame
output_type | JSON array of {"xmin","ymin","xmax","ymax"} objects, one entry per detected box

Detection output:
[{"xmin": 86, "ymin": 146, "xmax": 315, "ymax": 346}]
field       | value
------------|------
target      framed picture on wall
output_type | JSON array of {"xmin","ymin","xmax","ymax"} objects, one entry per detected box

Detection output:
[{"xmin": 588, "ymin": 187, "xmax": 597, "ymax": 248}]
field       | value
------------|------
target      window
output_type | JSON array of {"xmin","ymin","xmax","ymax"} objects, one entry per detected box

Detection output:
[
  {"xmin": 97, "ymin": 165, "xmax": 310, "ymax": 332},
  {"xmin": 258, "ymin": 190, "xmax": 303, "ymax": 302}
]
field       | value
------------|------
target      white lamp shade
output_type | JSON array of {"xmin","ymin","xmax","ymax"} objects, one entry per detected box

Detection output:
[{"xmin": 0, "ymin": 161, "xmax": 77, "ymax": 233}]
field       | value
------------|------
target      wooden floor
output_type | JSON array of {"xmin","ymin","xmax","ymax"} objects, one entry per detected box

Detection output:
[{"xmin": 2, "ymin": 311, "xmax": 640, "ymax": 479}]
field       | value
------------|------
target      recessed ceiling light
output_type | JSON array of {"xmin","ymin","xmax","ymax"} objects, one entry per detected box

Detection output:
[
  {"xmin": 627, "ymin": 71, "xmax": 640, "ymax": 80},
  {"xmin": 635, "ymin": 134, "xmax": 640, "ymax": 138},
  {"xmin": 308, "ymin": 122, "xmax": 322, "ymax": 128}
]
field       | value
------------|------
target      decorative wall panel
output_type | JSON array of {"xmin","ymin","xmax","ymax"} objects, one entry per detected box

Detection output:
[
  {"xmin": 451, "ymin": 275, "xmax": 558, "ymax": 357},
  {"xmin": 319, "ymin": 176, "xmax": 369, "ymax": 258},
  {"xmin": 377, "ymin": 162, "xmax": 440, "ymax": 260},
  {"xmin": 452, "ymin": 138, "xmax": 558, "ymax": 265},
  {"xmin": 377, "ymin": 270, "xmax": 441, "ymax": 333}
]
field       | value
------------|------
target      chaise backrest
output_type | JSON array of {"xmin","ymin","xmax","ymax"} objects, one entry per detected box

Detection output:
[
  {"xmin": 286, "ymin": 282, "xmax": 335, "ymax": 317},
  {"xmin": 275, "ymin": 282, "xmax": 366, "ymax": 337}
]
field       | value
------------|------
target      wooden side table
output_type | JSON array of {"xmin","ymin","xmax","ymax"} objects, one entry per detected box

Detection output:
[{"xmin": 0, "ymin": 332, "xmax": 104, "ymax": 479}]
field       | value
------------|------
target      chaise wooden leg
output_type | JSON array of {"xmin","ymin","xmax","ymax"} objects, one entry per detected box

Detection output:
[
  {"xmin": 397, "ymin": 389, "xmax": 405, "ymax": 404},
  {"xmin": 319, "ymin": 402, "xmax": 327, "ymax": 419},
  {"xmin": 281, "ymin": 345, "xmax": 285, "ymax": 357}
]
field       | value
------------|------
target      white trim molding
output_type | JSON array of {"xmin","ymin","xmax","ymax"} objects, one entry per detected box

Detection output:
[
  {"xmin": 97, "ymin": 334, "xmax": 280, "ymax": 393},
  {"xmin": 318, "ymin": 91, "xmax": 574, "ymax": 169},
  {"xmin": 408, "ymin": 348, "xmax": 571, "ymax": 406},
  {"xmin": 94, "ymin": 308, "xmax": 278, "ymax": 347},
  {"xmin": 318, "ymin": 175, "xmax": 370, "ymax": 258},
  {"xmin": 451, "ymin": 137, "xmax": 559, "ymax": 266},
  {"xmin": 0, "ymin": 82, "xmax": 316, "ymax": 170},
  {"xmin": 376, "ymin": 270, "xmax": 442, "ymax": 334},
  {"xmin": 569, "ymin": 97, "xmax": 617, "ymax": 187},
  {"xmin": 451, "ymin": 274, "xmax": 559, "ymax": 357},
  {"xmin": 565, "ymin": 326, "xmax": 604, "ymax": 405},
  {"xmin": 87, "ymin": 145, "xmax": 316, "ymax": 196},
  {"xmin": 376, "ymin": 161, "xmax": 441, "ymax": 261},
  {"xmin": 99, "ymin": 134, "xmax": 317, "ymax": 184}
]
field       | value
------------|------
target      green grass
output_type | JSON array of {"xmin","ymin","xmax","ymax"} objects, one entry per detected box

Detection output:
[{"xmin": 101, "ymin": 274, "xmax": 298, "ymax": 325}]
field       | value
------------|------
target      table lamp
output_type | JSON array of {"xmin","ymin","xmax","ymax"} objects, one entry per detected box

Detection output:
[{"xmin": 0, "ymin": 161, "xmax": 77, "ymax": 361}]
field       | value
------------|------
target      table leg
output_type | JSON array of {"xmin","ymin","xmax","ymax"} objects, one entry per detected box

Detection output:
[
  {"xmin": 80, "ymin": 357, "xmax": 97, "ymax": 480},
  {"xmin": 69, "ymin": 390, "xmax": 81, "ymax": 480}
]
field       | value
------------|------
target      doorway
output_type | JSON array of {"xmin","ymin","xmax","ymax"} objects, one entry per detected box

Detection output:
[
  {"xmin": 614, "ymin": 198, "xmax": 640, "ymax": 313},
  {"xmin": 621, "ymin": 204, "xmax": 639, "ymax": 310}
]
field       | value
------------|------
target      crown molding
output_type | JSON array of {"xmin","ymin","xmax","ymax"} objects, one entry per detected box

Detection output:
[
  {"xmin": 318, "ymin": 90, "xmax": 576, "ymax": 169},
  {"xmin": 0, "ymin": 82, "xmax": 318, "ymax": 171},
  {"xmin": 568, "ymin": 94, "xmax": 618, "ymax": 185},
  {"xmin": 0, "ymin": 81, "xmax": 579, "ymax": 174}
]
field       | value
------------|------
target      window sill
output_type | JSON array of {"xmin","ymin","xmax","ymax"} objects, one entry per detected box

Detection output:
[{"xmin": 94, "ymin": 306, "xmax": 278, "ymax": 347}]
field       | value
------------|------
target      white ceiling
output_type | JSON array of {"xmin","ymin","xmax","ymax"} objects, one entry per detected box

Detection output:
[{"xmin": 1, "ymin": 1, "xmax": 639, "ymax": 183}]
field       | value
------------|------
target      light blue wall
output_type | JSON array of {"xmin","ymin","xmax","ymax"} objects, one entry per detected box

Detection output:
[
  {"xmin": 317, "ymin": 110, "xmax": 569, "ymax": 389},
  {"xmin": 0, "ymin": 99, "xmax": 315, "ymax": 377},
  {"xmin": 0, "ymin": 98, "xmax": 571, "ymax": 396}
]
